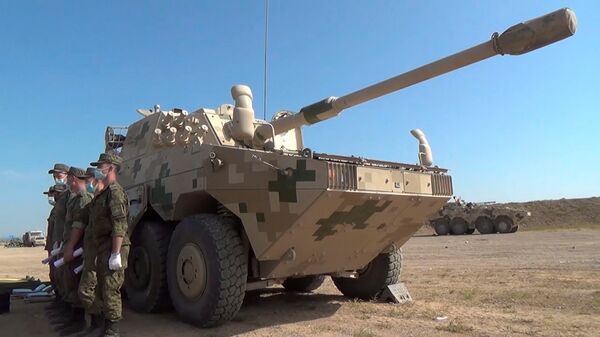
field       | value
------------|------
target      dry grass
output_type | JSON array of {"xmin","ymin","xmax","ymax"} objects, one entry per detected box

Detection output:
[{"xmin": 435, "ymin": 320, "xmax": 473, "ymax": 334}]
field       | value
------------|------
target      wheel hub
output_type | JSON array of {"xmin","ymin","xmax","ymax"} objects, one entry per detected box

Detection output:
[
  {"xmin": 129, "ymin": 246, "xmax": 150, "ymax": 289},
  {"xmin": 497, "ymin": 221, "xmax": 510, "ymax": 232},
  {"xmin": 176, "ymin": 243, "xmax": 207, "ymax": 299}
]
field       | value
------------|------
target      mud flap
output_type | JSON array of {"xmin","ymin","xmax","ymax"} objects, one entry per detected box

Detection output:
[{"xmin": 378, "ymin": 282, "xmax": 412, "ymax": 304}]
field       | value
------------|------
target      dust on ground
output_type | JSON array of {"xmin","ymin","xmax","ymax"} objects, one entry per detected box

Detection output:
[{"xmin": 1, "ymin": 229, "xmax": 599, "ymax": 337}]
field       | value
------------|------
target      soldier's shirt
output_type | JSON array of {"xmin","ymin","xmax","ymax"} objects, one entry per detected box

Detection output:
[
  {"xmin": 64, "ymin": 190, "xmax": 93, "ymax": 244},
  {"xmin": 78, "ymin": 181, "xmax": 130, "ymax": 252},
  {"xmin": 53, "ymin": 190, "xmax": 72, "ymax": 245},
  {"xmin": 45, "ymin": 206, "xmax": 57, "ymax": 250}
]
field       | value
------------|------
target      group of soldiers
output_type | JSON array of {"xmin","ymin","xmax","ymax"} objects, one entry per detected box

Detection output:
[{"xmin": 44, "ymin": 153, "xmax": 130, "ymax": 337}]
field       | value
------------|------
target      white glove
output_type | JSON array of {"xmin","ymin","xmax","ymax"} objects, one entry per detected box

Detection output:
[{"xmin": 109, "ymin": 252, "xmax": 122, "ymax": 271}]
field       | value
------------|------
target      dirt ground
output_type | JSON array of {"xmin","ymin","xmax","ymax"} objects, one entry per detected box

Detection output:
[{"xmin": 1, "ymin": 229, "xmax": 599, "ymax": 337}]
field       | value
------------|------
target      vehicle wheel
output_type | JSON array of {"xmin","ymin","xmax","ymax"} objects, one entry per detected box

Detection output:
[
  {"xmin": 167, "ymin": 214, "xmax": 247, "ymax": 327},
  {"xmin": 450, "ymin": 218, "xmax": 468, "ymax": 235},
  {"xmin": 332, "ymin": 247, "xmax": 402, "ymax": 300},
  {"xmin": 433, "ymin": 219, "xmax": 450, "ymax": 235},
  {"xmin": 495, "ymin": 216, "xmax": 514, "ymax": 234},
  {"xmin": 125, "ymin": 221, "xmax": 173, "ymax": 312},
  {"xmin": 466, "ymin": 228, "xmax": 475, "ymax": 235},
  {"xmin": 282, "ymin": 275, "xmax": 326, "ymax": 292},
  {"xmin": 510, "ymin": 224, "xmax": 519, "ymax": 233},
  {"xmin": 475, "ymin": 216, "xmax": 495, "ymax": 234}
]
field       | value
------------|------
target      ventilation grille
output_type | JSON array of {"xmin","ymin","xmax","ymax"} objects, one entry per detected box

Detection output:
[
  {"xmin": 327, "ymin": 162, "xmax": 357, "ymax": 190},
  {"xmin": 431, "ymin": 174, "xmax": 453, "ymax": 196}
]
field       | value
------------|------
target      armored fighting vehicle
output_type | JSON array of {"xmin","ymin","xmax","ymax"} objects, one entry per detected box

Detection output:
[
  {"xmin": 103, "ymin": 8, "xmax": 575, "ymax": 327},
  {"xmin": 430, "ymin": 199, "xmax": 530, "ymax": 235}
]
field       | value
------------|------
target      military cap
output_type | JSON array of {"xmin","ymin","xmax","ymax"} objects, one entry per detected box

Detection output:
[
  {"xmin": 68, "ymin": 166, "xmax": 87, "ymax": 179},
  {"xmin": 43, "ymin": 186, "xmax": 55, "ymax": 195},
  {"xmin": 48, "ymin": 163, "xmax": 70, "ymax": 174},
  {"xmin": 90, "ymin": 153, "xmax": 123, "ymax": 167},
  {"xmin": 85, "ymin": 167, "xmax": 96, "ymax": 177}
]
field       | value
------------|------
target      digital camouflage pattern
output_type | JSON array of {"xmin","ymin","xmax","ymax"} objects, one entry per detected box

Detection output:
[
  {"xmin": 77, "ymin": 181, "xmax": 130, "ymax": 321},
  {"xmin": 95, "ymin": 7, "xmax": 578, "ymax": 327},
  {"xmin": 430, "ymin": 201, "xmax": 530, "ymax": 235},
  {"xmin": 115, "ymin": 103, "xmax": 452, "ymax": 279},
  {"xmin": 61, "ymin": 190, "xmax": 93, "ymax": 307}
]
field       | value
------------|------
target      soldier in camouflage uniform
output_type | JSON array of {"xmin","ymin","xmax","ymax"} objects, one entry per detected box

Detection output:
[
  {"xmin": 46, "ymin": 163, "xmax": 71, "ymax": 316},
  {"xmin": 79, "ymin": 153, "xmax": 130, "ymax": 337},
  {"xmin": 76, "ymin": 167, "xmax": 105, "ymax": 336},
  {"xmin": 57, "ymin": 166, "xmax": 93, "ymax": 334},
  {"xmin": 43, "ymin": 186, "xmax": 57, "ymax": 284}
]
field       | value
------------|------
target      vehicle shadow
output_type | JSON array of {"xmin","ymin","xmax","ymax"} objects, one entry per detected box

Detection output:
[
  {"xmin": 121, "ymin": 286, "xmax": 344, "ymax": 337},
  {"xmin": 204, "ymin": 287, "xmax": 344, "ymax": 336}
]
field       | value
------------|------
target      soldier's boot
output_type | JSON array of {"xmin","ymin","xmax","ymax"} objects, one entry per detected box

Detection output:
[
  {"xmin": 45, "ymin": 297, "xmax": 64, "ymax": 311},
  {"xmin": 57, "ymin": 307, "xmax": 86, "ymax": 336},
  {"xmin": 48, "ymin": 302, "xmax": 72, "ymax": 324},
  {"xmin": 102, "ymin": 320, "xmax": 120, "ymax": 337},
  {"xmin": 77, "ymin": 314, "xmax": 104, "ymax": 337}
]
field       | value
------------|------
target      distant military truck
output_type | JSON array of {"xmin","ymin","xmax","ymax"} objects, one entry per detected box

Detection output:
[
  {"xmin": 22, "ymin": 231, "xmax": 46, "ymax": 247},
  {"xmin": 430, "ymin": 199, "xmax": 530, "ymax": 235}
]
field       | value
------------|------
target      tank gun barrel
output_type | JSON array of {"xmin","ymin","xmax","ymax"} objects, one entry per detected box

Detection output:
[{"xmin": 269, "ymin": 8, "xmax": 576, "ymax": 135}]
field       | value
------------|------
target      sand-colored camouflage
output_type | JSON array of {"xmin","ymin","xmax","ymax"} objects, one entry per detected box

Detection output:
[
  {"xmin": 99, "ymin": 7, "xmax": 576, "ymax": 327},
  {"xmin": 430, "ymin": 200, "xmax": 530, "ymax": 235}
]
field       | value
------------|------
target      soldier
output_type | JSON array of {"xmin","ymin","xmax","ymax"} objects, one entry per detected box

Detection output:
[
  {"xmin": 43, "ymin": 185, "xmax": 66, "ymax": 291},
  {"xmin": 76, "ymin": 167, "xmax": 105, "ymax": 336},
  {"xmin": 46, "ymin": 164, "xmax": 71, "ymax": 317},
  {"xmin": 79, "ymin": 153, "xmax": 130, "ymax": 337},
  {"xmin": 58, "ymin": 167, "xmax": 93, "ymax": 335}
]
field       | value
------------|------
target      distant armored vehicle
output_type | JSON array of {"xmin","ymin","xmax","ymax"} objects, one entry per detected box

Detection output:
[
  {"xmin": 102, "ymin": 8, "xmax": 574, "ymax": 327},
  {"xmin": 22, "ymin": 231, "xmax": 46, "ymax": 247},
  {"xmin": 430, "ymin": 199, "xmax": 530, "ymax": 235}
]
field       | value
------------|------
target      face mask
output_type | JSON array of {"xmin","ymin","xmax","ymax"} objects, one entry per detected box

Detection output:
[
  {"xmin": 94, "ymin": 168, "xmax": 107, "ymax": 181},
  {"xmin": 54, "ymin": 178, "xmax": 66, "ymax": 185},
  {"xmin": 86, "ymin": 182, "xmax": 96, "ymax": 194},
  {"xmin": 48, "ymin": 196, "xmax": 56, "ymax": 206}
]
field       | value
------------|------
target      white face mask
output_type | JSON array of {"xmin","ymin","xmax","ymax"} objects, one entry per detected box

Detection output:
[
  {"xmin": 54, "ymin": 177, "xmax": 66, "ymax": 185},
  {"xmin": 48, "ymin": 196, "xmax": 56, "ymax": 206}
]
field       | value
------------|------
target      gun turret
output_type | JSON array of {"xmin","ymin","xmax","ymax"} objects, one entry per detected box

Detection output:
[{"xmin": 248, "ymin": 8, "xmax": 576, "ymax": 144}]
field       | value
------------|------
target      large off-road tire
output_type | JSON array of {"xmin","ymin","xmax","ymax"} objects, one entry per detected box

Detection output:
[
  {"xmin": 282, "ymin": 275, "xmax": 326, "ymax": 293},
  {"xmin": 466, "ymin": 228, "xmax": 475, "ymax": 234},
  {"xmin": 475, "ymin": 216, "xmax": 495, "ymax": 234},
  {"xmin": 167, "ymin": 214, "xmax": 247, "ymax": 327},
  {"xmin": 450, "ymin": 218, "xmax": 468, "ymax": 235},
  {"xmin": 332, "ymin": 247, "xmax": 402, "ymax": 300},
  {"xmin": 125, "ymin": 221, "xmax": 173, "ymax": 312},
  {"xmin": 510, "ymin": 224, "xmax": 519, "ymax": 233},
  {"xmin": 433, "ymin": 219, "xmax": 450, "ymax": 235},
  {"xmin": 494, "ymin": 216, "xmax": 514, "ymax": 234}
]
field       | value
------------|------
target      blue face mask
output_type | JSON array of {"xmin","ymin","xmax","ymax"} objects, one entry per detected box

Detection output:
[
  {"xmin": 86, "ymin": 182, "xmax": 96, "ymax": 194},
  {"xmin": 94, "ymin": 168, "xmax": 107, "ymax": 181},
  {"xmin": 54, "ymin": 178, "xmax": 66, "ymax": 185}
]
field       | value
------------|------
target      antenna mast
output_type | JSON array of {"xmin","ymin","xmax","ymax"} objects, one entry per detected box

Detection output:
[{"xmin": 262, "ymin": 0, "xmax": 269, "ymax": 120}]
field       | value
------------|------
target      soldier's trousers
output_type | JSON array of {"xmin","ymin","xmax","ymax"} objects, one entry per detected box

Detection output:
[
  {"xmin": 96, "ymin": 246, "xmax": 129, "ymax": 322},
  {"xmin": 61, "ymin": 260, "xmax": 82, "ymax": 307},
  {"xmin": 78, "ymin": 252, "xmax": 101, "ymax": 315}
]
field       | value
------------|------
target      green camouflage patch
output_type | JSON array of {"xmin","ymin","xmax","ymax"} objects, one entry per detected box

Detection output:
[
  {"xmin": 132, "ymin": 159, "xmax": 142, "ymax": 179},
  {"xmin": 134, "ymin": 121, "xmax": 150, "ymax": 145},
  {"xmin": 150, "ymin": 163, "xmax": 173, "ymax": 212},
  {"xmin": 256, "ymin": 212, "xmax": 265, "ymax": 222},
  {"xmin": 313, "ymin": 199, "xmax": 392, "ymax": 241},
  {"xmin": 268, "ymin": 160, "xmax": 316, "ymax": 203},
  {"xmin": 239, "ymin": 202, "xmax": 248, "ymax": 213}
]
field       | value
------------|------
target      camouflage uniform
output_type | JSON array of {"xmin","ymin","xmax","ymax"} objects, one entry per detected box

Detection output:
[
  {"xmin": 52, "ymin": 188, "xmax": 71, "ymax": 301},
  {"xmin": 43, "ymin": 187, "xmax": 57, "ymax": 284},
  {"xmin": 80, "ymin": 153, "xmax": 130, "ymax": 323},
  {"xmin": 60, "ymin": 167, "xmax": 93, "ymax": 308}
]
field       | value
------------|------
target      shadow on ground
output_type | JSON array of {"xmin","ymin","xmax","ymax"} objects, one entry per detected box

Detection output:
[{"xmin": 123, "ymin": 286, "xmax": 344, "ymax": 337}]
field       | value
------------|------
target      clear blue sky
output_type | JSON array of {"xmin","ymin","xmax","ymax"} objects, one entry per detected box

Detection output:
[{"xmin": 1, "ymin": 1, "xmax": 598, "ymax": 236}]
